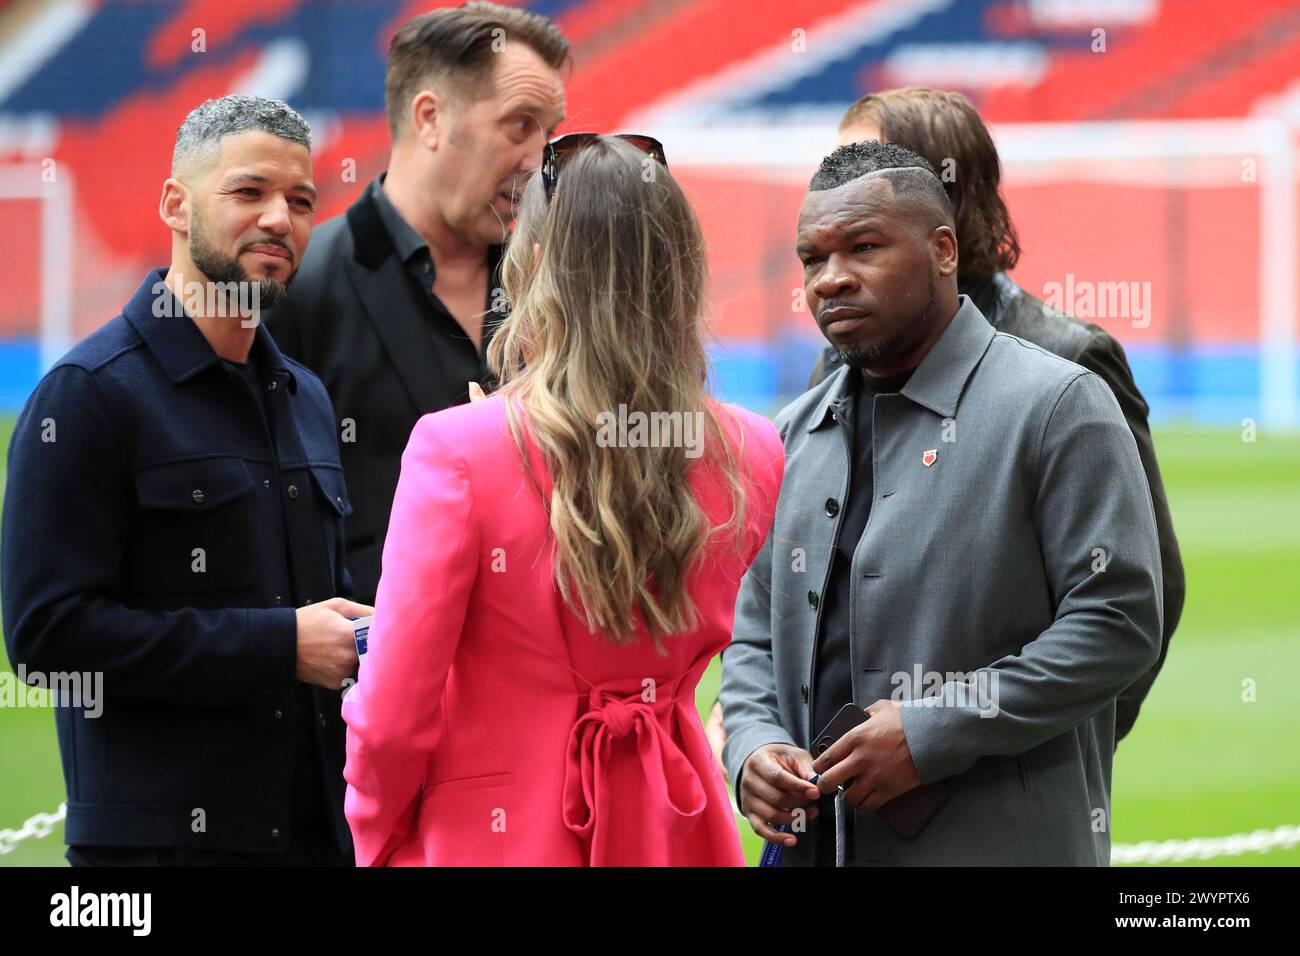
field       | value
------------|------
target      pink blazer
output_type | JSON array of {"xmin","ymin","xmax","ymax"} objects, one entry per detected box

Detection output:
[{"xmin": 341, "ymin": 394, "xmax": 783, "ymax": 866}]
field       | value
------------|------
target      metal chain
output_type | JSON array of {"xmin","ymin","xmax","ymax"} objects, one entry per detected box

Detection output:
[
  {"xmin": 1, "ymin": 799, "xmax": 1296, "ymax": 862},
  {"xmin": 0, "ymin": 802, "xmax": 66, "ymax": 855}
]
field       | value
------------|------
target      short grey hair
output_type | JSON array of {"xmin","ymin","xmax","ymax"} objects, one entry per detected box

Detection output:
[{"xmin": 171, "ymin": 94, "xmax": 311, "ymax": 176}]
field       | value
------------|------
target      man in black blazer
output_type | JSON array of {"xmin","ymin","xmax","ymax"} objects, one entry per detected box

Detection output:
[{"xmin": 267, "ymin": 4, "xmax": 569, "ymax": 603}]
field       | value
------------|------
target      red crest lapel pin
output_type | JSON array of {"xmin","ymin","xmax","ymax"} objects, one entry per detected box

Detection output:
[{"xmin": 922, "ymin": 448, "xmax": 938, "ymax": 468}]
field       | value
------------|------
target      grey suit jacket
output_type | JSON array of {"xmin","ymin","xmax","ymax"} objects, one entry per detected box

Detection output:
[
  {"xmin": 809, "ymin": 272, "xmax": 1184, "ymax": 743},
  {"xmin": 721, "ymin": 296, "xmax": 1163, "ymax": 865}
]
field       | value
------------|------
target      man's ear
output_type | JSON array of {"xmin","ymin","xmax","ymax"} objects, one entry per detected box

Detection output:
[
  {"xmin": 932, "ymin": 224, "xmax": 958, "ymax": 278},
  {"xmin": 410, "ymin": 90, "xmax": 443, "ymax": 150},
  {"xmin": 159, "ymin": 178, "xmax": 190, "ymax": 236}
]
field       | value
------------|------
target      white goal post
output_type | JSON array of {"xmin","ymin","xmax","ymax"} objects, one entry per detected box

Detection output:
[{"xmin": 0, "ymin": 162, "xmax": 74, "ymax": 372}]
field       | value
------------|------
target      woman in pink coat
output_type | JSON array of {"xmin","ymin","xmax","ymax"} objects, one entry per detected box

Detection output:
[{"xmin": 341, "ymin": 135, "xmax": 784, "ymax": 866}]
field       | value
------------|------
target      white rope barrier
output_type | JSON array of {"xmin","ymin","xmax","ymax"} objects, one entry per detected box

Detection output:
[{"xmin": 1111, "ymin": 825, "xmax": 1300, "ymax": 864}]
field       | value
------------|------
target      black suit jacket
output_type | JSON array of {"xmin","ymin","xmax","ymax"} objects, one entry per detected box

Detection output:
[
  {"xmin": 808, "ymin": 273, "xmax": 1185, "ymax": 745},
  {"xmin": 267, "ymin": 180, "xmax": 500, "ymax": 604}
]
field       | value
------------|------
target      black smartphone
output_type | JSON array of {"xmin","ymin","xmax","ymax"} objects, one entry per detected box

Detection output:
[
  {"xmin": 811, "ymin": 701, "xmax": 950, "ymax": 839},
  {"xmin": 811, "ymin": 702, "xmax": 869, "ymax": 758}
]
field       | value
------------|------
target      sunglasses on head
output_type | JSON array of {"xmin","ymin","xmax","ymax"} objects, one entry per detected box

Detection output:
[{"xmin": 540, "ymin": 133, "xmax": 668, "ymax": 204}]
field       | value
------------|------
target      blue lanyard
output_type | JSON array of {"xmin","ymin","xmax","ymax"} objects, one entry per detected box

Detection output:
[{"xmin": 758, "ymin": 773, "xmax": 820, "ymax": 868}]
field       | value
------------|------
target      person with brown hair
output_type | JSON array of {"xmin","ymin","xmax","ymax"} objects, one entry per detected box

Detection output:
[
  {"xmin": 268, "ymin": 2, "xmax": 570, "ymax": 606},
  {"xmin": 341, "ymin": 136, "xmax": 785, "ymax": 866}
]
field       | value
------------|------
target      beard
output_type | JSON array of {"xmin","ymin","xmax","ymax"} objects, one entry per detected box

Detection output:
[
  {"xmin": 189, "ymin": 209, "xmax": 297, "ymax": 310},
  {"xmin": 836, "ymin": 269, "xmax": 938, "ymax": 371}
]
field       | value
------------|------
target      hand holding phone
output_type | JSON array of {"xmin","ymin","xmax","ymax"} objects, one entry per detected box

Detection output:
[{"xmin": 813, "ymin": 701, "xmax": 949, "ymax": 839}]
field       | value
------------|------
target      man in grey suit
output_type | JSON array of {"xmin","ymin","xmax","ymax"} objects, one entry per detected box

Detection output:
[
  {"xmin": 720, "ymin": 140, "xmax": 1163, "ymax": 866},
  {"xmin": 815, "ymin": 89, "xmax": 1183, "ymax": 745}
]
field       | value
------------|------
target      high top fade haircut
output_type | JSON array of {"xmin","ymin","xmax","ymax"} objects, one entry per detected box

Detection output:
[
  {"xmin": 385, "ymin": 2, "xmax": 570, "ymax": 139},
  {"xmin": 809, "ymin": 139, "xmax": 954, "ymax": 232}
]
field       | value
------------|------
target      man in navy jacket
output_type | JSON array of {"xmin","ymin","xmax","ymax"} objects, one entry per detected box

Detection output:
[{"xmin": 1, "ymin": 95, "xmax": 372, "ymax": 865}]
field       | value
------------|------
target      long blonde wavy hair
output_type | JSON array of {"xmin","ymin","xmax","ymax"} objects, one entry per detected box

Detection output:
[{"xmin": 486, "ymin": 136, "xmax": 748, "ymax": 646}]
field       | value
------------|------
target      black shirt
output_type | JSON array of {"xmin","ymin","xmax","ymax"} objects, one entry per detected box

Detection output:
[
  {"xmin": 370, "ymin": 174, "xmax": 506, "ymax": 396},
  {"xmin": 810, "ymin": 363, "xmax": 914, "ymax": 865}
]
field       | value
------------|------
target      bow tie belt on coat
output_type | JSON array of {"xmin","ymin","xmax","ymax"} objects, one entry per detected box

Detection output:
[{"xmin": 561, "ymin": 674, "xmax": 710, "ymax": 864}]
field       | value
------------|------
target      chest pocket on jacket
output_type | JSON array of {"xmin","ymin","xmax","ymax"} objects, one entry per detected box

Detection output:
[
  {"xmin": 130, "ymin": 457, "xmax": 256, "ymax": 594},
  {"xmin": 308, "ymin": 464, "xmax": 352, "ymax": 588},
  {"xmin": 309, "ymin": 465, "xmax": 352, "ymax": 520}
]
